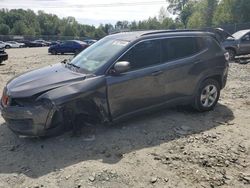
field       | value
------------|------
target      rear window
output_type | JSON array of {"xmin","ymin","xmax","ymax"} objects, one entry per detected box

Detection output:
[{"xmin": 161, "ymin": 37, "xmax": 206, "ymax": 62}]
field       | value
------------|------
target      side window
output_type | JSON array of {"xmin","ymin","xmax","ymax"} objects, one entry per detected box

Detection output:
[
  {"xmin": 162, "ymin": 37, "xmax": 199, "ymax": 62},
  {"xmin": 242, "ymin": 33, "xmax": 250, "ymax": 42},
  {"xmin": 119, "ymin": 40, "xmax": 161, "ymax": 70},
  {"xmin": 207, "ymin": 37, "xmax": 222, "ymax": 52},
  {"xmin": 196, "ymin": 37, "xmax": 206, "ymax": 51},
  {"xmin": 64, "ymin": 41, "xmax": 72, "ymax": 46}
]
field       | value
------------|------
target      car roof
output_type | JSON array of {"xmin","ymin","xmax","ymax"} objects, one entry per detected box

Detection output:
[
  {"xmin": 106, "ymin": 30, "xmax": 214, "ymax": 42},
  {"xmin": 67, "ymin": 40, "xmax": 87, "ymax": 44},
  {"xmin": 232, "ymin": 29, "xmax": 250, "ymax": 39}
]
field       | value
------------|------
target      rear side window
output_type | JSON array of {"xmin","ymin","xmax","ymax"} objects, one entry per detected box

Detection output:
[
  {"xmin": 119, "ymin": 40, "xmax": 161, "ymax": 70},
  {"xmin": 207, "ymin": 37, "xmax": 222, "ymax": 52},
  {"xmin": 161, "ymin": 37, "xmax": 206, "ymax": 62}
]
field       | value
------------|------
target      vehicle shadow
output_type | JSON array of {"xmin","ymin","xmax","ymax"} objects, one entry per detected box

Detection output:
[{"xmin": 0, "ymin": 103, "xmax": 234, "ymax": 178}]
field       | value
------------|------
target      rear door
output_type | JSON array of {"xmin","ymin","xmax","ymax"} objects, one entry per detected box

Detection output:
[{"xmin": 157, "ymin": 37, "xmax": 207, "ymax": 101}]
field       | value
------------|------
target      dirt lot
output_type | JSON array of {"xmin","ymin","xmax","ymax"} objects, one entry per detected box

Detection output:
[{"xmin": 0, "ymin": 47, "xmax": 249, "ymax": 188}]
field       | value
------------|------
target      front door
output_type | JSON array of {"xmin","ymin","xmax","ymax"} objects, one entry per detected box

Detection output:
[
  {"xmin": 239, "ymin": 33, "xmax": 250, "ymax": 54},
  {"xmin": 106, "ymin": 40, "xmax": 165, "ymax": 119}
]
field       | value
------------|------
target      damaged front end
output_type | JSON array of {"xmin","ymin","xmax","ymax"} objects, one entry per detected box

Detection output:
[
  {"xmin": 0, "ymin": 90, "xmax": 58, "ymax": 136},
  {"xmin": 1, "ymin": 73, "xmax": 109, "ymax": 137}
]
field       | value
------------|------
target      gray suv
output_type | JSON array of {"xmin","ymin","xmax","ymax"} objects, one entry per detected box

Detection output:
[
  {"xmin": 222, "ymin": 29, "xmax": 250, "ymax": 60},
  {"xmin": 0, "ymin": 30, "xmax": 229, "ymax": 136}
]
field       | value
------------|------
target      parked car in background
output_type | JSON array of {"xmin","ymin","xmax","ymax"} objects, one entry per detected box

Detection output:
[
  {"xmin": 83, "ymin": 39, "xmax": 97, "ymax": 45},
  {"xmin": 1, "ymin": 30, "xmax": 229, "ymax": 136},
  {"xmin": 0, "ymin": 48, "xmax": 8, "ymax": 64},
  {"xmin": 48, "ymin": 40, "xmax": 88, "ymax": 55},
  {"xmin": 17, "ymin": 40, "xmax": 44, "ymax": 48},
  {"xmin": 50, "ymin": 41, "xmax": 61, "ymax": 46},
  {"xmin": 34, "ymin": 40, "xmax": 50, "ymax": 46},
  {"xmin": 0, "ymin": 41, "xmax": 11, "ymax": 49},
  {"xmin": 5, "ymin": 41, "xmax": 25, "ymax": 48},
  {"xmin": 0, "ymin": 41, "xmax": 5, "ymax": 49},
  {"xmin": 222, "ymin": 29, "xmax": 250, "ymax": 60}
]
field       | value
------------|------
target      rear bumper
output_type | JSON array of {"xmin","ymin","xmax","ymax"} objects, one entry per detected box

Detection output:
[{"xmin": 0, "ymin": 103, "xmax": 54, "ymax": 136}]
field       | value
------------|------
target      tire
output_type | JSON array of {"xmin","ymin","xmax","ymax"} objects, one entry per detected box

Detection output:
[
  {"xmin": 51, "ymin": 50, "xmax": 57, "ymax": 55},
  {"xmin": 5, "ymin": 45, "xmax": 11, "ymax": 49},
  {"xmin": 227, "ymin": 49, "xmax": 235, "ymax": 61},
  {"xmin": 193, "ymin": 79, "xmax": 220, "ymax": 112}
]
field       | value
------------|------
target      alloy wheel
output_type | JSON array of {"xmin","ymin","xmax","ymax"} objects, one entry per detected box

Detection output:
[{"xmin": 200, "ymin": 85, "xmax": 218, "ymax": 108}]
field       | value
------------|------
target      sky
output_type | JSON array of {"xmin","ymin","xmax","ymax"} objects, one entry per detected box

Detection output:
[{"xmin": 0, "ymin": 0, "xmax": 170, "ymax": 26}]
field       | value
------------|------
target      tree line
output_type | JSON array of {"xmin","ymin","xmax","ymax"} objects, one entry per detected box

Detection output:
[{"xmin": 0, "ymin": 0, "xmax": 250, "ymax": 39}]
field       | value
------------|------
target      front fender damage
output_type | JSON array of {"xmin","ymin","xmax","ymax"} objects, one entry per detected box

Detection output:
[{"xmin": 37, "ymin": 76, "xmax": 109, "ymax": 130}]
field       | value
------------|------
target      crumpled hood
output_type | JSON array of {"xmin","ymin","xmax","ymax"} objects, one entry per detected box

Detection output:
[{"xmin": 6, "ymin": 63, "xmax": 86, "ymax": 98}]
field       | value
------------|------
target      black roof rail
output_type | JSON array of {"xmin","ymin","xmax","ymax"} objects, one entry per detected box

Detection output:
[{"xmin": 141, "ymin": 29, "xmax": 205, "ymax": 36}]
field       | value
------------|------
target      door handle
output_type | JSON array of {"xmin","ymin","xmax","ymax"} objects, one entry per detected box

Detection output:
[{"xmin": 151, "ymin": 70, "xmax": 163, "ymax": 76}]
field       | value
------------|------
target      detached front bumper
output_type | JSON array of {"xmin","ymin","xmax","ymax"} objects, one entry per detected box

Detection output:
[{"xmin": 0, "ymin": 103, "xmax": 54, "ymax": 136}]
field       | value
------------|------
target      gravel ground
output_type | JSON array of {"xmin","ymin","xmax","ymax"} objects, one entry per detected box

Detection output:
[{"xmin": 0, "ymin": 47, "xmax": 249, "ymax": 188}]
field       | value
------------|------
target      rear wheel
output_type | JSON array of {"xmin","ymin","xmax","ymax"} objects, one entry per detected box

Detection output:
[
  {"xmin": 51, "ymin": 50, "xmax": 57, "ymax": 55},
  {"xmin": 5, "ymin": 45, "xmax": 11, "ymax": 49},
  {"xmin": 193, "ymin": 79, "xmax": 220, "ymax": 112}
]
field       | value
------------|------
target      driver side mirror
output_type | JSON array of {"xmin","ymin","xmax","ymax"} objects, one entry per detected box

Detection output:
[{"xmin": 113, "ymin": 61, "xmax": 131, "ymax": 74}]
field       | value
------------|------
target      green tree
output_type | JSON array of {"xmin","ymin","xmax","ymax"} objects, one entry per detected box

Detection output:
[
  {"xmin": 161, "ymin": 17, "xmax": 176, "ymax": 29},
  {"xmin": 213, "ymin": 0, "xmax": 237, "ymax": 25},
  {"xmin": 166, "ymin": 0, "xmax": 190, "ymax": 14},
  {"xmin": 179, "ymin": 2, "xmax": 194, "ymax": 28},
  {"xmin": 234, "ymin": 0, "xmax": 250, "ymax": 23},
  {"xmin": 187, "ymin": 0, "xmax": 218, "ymax": 28},
  {"xmin": 11, "ymin": 21, "xmax": 27, "ymax": 35},
  {"xmin": 0, "ymin": 24, "xmax": 10, "ymax": 35},
  {"xmin": 158, "ymin": 7, "xmax": 169, "ymax": 23}
]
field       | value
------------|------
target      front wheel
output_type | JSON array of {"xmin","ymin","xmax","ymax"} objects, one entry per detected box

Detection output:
[
  {"xmin": 51, "ymin": 50, "xmax": 57, "ymax": 55},
  {"xmin": 193, "ymin": 79, "xmax": 220, "ymax": 112},
  {"xmin": 227, "ymin": 49, "xmax": 235, "ymax": 61}
]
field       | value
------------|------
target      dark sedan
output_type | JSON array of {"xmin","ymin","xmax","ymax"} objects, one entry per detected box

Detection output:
[
  {"xmin": 48, "ymin": 40, "xmax": 88, "ymax": 55},
  {"xmin": 17, "ymin": 40, "xmax": 44, "ymax": 48}
]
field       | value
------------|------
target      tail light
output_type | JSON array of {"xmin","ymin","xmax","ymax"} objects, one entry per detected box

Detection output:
[
  {"xmin": 1, "ymin": 88, "xmax": 9, "ymax": 107},
  {"xmin": 224, "ymin": 52, "xmax": 230, "ymax": 61}
]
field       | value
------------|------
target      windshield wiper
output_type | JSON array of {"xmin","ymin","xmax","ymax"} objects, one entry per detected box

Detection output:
[
  {"xmin": 61, "ymin": 59, "xmax": 80, "ymax": 69},
  {"xmin": 66, "ymin": 62, "xmax": 80, "ymax": 69}
]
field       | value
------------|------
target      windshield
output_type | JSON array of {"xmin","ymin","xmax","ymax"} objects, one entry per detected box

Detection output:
[{"xmin": 69, "ymin": 37, "xmax": 129, "ymax": 72}]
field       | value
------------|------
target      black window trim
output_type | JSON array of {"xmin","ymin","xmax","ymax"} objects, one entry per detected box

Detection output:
[
  {"xmin": 161, "ymin": 37, "xmax": 207, "ymax": 63},
  {"xmin": 105, "ymin": 36, "xmax": 208, "ymax": 75}
]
